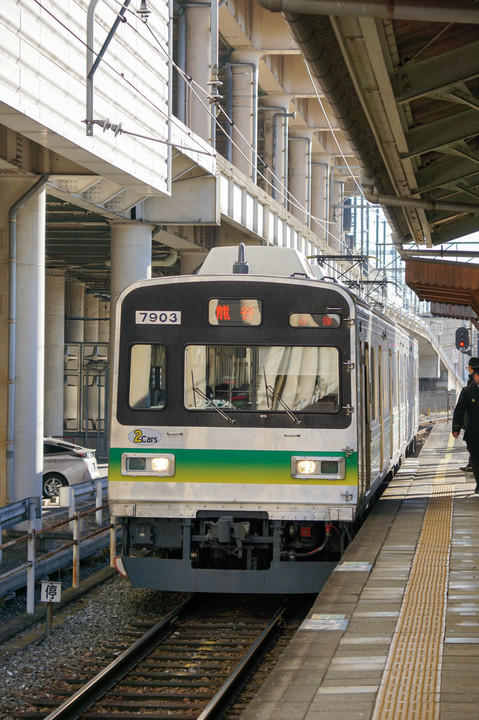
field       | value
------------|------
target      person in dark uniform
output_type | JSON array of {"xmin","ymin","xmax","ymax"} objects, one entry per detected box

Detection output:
[
  {"xmin": 453, "ymin": 361, "xmax": 479, "ymax": 493},
  {"xmin": 459, "ymin": 357, "xmax": 479, "ymax": 472}
]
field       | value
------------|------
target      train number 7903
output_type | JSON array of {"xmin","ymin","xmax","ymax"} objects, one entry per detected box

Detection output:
[{"xmin": 135, "ymin": 311, "xmax": 182, "ymax": 325}]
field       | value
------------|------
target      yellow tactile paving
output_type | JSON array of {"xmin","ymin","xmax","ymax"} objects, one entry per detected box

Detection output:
[
  {"xmin": 372, "ymin": 437, "xmax": 455, "ymax": 720},
  {"xmin": 238, "ymin": 424, "xmax": 479, "ymax": 720}
]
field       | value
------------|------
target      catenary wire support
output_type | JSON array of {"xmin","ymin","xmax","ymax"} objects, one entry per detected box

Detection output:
[{"xmin": 86, "ymin": 0, "xmax": 132, "ymax": 136}]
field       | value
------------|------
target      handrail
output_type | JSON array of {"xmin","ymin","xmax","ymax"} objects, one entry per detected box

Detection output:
[
  {"xmin": 0, "ymin": 504, "xmax": 117, "ymax": 614},
  {"xmin": 0, "ymin": 497, "xmax": 41, "ymax": 563},
  {"xmin": 0, "ymin": 496, "xmax": 41, "ymax": 529}
]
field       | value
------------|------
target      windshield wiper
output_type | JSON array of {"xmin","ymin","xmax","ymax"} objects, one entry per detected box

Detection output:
[
  {"xmin": 191, "ymin": 373, "xmax": 236, "ymax": 425},
  {"xmin": 262, "ymin": 369, "xmax": 302, "ymax": 426}
]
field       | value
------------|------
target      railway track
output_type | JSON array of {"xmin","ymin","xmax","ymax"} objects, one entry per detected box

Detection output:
[{"xmin": 15, "ymin": 593, "xmax": 310, "ymax": 720}]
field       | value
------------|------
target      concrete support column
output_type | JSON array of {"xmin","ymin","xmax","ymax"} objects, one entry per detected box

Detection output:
[
  {"xmin": 45, "ymin": 271, "xmax": 65, "ymax": 438},
  {"xmin": 14, "ymin": 187, "xmax": 46, "ymax": 507},
  {"xmin": 110, "ymin": 223, "xmax": 152, "ymax": 357},
  {"xmin": 261, "ymin": 96, "xmax": 292, "ymax": 206},
  {"xmin": 98, "ymin": 300, "xmax": 110, "ymax": 344},
  {"xmin": 0, "ymin": 180, "xmax": 37, "ymax": 506},
  {"xmin": 311, "ymin": 157, "xmax": 331, "ymax": 240},
  {"xmin": 180, "ymin": 251, "xmax": 208, "ymax": 275},
  {"xmin": 230, "ymin": 51, "xmax": 260, "ymax": 181},
  {"xmin": 289, "ymin": 133, "xmax": 312, "ymax": 226},
  {"xmin": 331, "ymin": 170, "xmax": 344, "ymax": 251},
  {"xmin": 66, "ymin": 280, "xmax": 85, "ymax": 343},
  {"xmin": 185, "ymin": 1, "xmax": 212, "ymax": 142},
  {"xmin": 419, "ymin": 352, "xmax": 441, "ymax": 380},
  {"xmin": 84, "ymin": 293, "xmax": 99, "ymax": 343}
]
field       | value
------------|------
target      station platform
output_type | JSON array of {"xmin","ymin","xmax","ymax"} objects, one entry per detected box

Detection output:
[{"xmin": 242, "ymin": 421, "xmax": 479, "ymax": 720}]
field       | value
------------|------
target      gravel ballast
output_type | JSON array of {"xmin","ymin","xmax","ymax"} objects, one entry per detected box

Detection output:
[{"xmin": 0, "ymin": 573, "xmax": 187, "ymax": 719}]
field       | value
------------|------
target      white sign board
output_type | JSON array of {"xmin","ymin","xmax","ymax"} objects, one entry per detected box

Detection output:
[{"xmin": 41, "ymin": 581, "xmax": 62, "ymax": 603}]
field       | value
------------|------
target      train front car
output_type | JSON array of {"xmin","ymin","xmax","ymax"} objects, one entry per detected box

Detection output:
[{"xmin": 109, "ymin": 246, "xmax": 360, "ymax": 594}]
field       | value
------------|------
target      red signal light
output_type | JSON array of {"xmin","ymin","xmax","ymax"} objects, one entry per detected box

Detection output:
[{"xmin": 456, "ymin": 327, "xmax": 470, "ymax": 351}]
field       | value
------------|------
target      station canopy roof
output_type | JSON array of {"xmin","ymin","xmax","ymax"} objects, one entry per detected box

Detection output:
[
  {"xmin": 259, "ymin": 1, "xmax": 479, "ymax": 317},
  {"xmin": 406, "ymin": 258, "xmax": 479, "ymax": 325}
]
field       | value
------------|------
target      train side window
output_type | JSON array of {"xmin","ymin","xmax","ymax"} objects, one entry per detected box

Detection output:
[{"xmin": 129, "ymin": 344, "xmax": 167, "ymax": 410}]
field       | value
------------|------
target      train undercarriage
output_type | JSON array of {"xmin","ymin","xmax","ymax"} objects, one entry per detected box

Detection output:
[{"xmin": 119, "ymin": 512, "xmax": 352, "ymax": 593}]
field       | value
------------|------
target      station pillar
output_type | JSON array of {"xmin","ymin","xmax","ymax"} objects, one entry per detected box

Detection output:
[
  {"xmin": 331, "ymin": 171, "xmax": 344, "ymax": 251},
  {"xmin": 98, "ymin": 300, "xmax": 110, "ymax": 344},
  {"xmin": 185, "ymin": 0, "xmax": 213, "ymax": 143},
  {"xmin": 66, "ymin": 280, "xmax": 85, "ymax": 343},
  {"xmin": 180, "ymin": 251, "xmax": 208, "ymax": 275},
  {"xmin": 84, "ymin": 293, "xmax": 100, "ymax": 343},
  {"xmin": 289, "ymin": 133, "xmax": 312, "ymax": 227},
  {"xmin": 109, "ymin": 222, "xmax": 152, "ymax": 359},
  {"xmin": 45, "ymin": 271, "xmax": 66, "ymax": 438},
  {"xmin": 230, "ymin": 51, "xmax": 261, "ymax": 181},
  {"xmin": 311, "ymin": 157, "xmax": 331, "ymax": 241},
  {"xmin": 13, "ymin": 185, "xmax": 46, "ymax": 509},
  {"xmin": 261, "ymin": 96, "xmax": 292, "ymax": 207}
]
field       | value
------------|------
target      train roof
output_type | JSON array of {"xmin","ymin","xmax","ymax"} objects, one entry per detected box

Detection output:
[{"xmin": 197, "ymin": 245, "xmax": 322, "ymax": 280}]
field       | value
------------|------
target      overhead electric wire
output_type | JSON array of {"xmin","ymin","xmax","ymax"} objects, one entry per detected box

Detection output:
[
  {"xmin": 32, "ymin": 0, "xmax": 347, "ymax": 253},
  {"xmin": 29, "ymin": 0, "xmax": 216, "ymax": 161},
  {"xmin": 107, "ymin": 0, "xmax": 346, "ymax": 247},
  {"xmin": 28, "ymin": 0, "xmax": 361, "ymax": 273}
]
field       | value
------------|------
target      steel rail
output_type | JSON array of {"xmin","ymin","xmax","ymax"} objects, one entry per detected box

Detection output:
[
  {"xmin": 196, "ymin": 596, "xmax": 292, "ymax": 719},
  {"xmin": 42, "ymin": 595, "xmax": 292, "ymax": 720},
  {"xmin": 43, "ymin": 595, "xmax": 195, "ymax": 720}
]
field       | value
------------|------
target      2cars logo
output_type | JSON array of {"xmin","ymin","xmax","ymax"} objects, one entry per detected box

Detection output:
[{"xmin": 128, "ymin": 428, "xmax": 162, "ymax": 444}]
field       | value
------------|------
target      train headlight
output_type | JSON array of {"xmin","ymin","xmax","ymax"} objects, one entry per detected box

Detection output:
[
  {"xmin": 291, "ymin": 456, "xmax": 346, "ymax": 480},
  {"xmin": 297, "ymin": 460, "xmax": 317, "ymax": 475},
  {"xmin": 151, "ymin": 457, "xmax": 171, "ymax": 473},
  {"xmin": 122, "ymin": 453, "xmax": 175, "ymax": 477}
]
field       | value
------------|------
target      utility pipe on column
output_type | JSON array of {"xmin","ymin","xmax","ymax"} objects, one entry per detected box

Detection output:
[
  {"xmin": 228, "ymin": 60, "xmax": 259, "ymax": 182},
  {"xmin": 289, "ymin": 136, "xmax": 312, "ymax": 225},
  {"xmin": 175, "ymin": 6, "xmax": 186, "ymax": 123},
  {"xmin": 274, "ymin": 111, "xmax": 295, "ymax": 206},
  {"xmin": 269, "ymin": 110, "xmax": 295, "ymax": 205},
  {"xmin": 7, "ymin": 174, "xmax": 49, "ymax": 502},
  {"xmin": 311, "ymin": 161, "xmax": 331, "ymax": 228}
]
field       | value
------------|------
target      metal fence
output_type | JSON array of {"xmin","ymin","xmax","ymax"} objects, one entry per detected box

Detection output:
[{"xmin": 0, "ymin": 479, "xmax": 116, "ymax": 615}]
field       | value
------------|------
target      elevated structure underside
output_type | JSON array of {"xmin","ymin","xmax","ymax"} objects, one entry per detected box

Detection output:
[{"xmin": 269, "ymin": 1, "xmax": 479, "ymax": 315}]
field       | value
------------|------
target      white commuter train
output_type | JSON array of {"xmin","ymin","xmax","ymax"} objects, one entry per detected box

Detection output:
[{"xmin": 109, "ymin": 245, "xmax": 418, "ymax": 593}]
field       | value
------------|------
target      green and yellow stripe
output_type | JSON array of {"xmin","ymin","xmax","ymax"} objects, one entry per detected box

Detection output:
[{"xmin": 108, "ymin": 447, "xmax": 358, "ymax": 486}]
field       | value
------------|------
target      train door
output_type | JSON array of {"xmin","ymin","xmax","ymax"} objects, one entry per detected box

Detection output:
[
  {"xmin": 389, "ymin": 348, "xmax": 394, "ymax": 457},
  {"xmin": 378, "ymin": 346, "xmax": 384, "ymax": 471},
  {"xmin": 396, "ymin": 349, "xmax": 401, "ymax": 451},
  {"xmin": 361, "ymin": 342, "xmax": 372, "ymax": 491}
]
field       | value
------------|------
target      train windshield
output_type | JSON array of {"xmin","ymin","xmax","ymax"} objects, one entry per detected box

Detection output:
[{"xmin": 184, "ymin": 345, "xmax": 340, "ymax": 413}]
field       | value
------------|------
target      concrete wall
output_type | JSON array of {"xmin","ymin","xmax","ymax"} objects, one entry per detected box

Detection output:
[{"xmin": 420, "ymin": 390, "xmax": 457, "ymax": 417}]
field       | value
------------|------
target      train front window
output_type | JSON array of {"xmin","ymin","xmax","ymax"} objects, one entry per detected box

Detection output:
[
  {"xmin": 184, "ymin": 345, "xmax": 339, "ymax": 413},
  {"xmin": 129, "ymin": 344, "xmax": 167, "ymax": 409}
]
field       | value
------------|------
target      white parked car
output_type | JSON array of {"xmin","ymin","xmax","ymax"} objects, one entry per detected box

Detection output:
[{"xmin": 43, "ymin": 437, "xmax": 100, "ymax": 499}]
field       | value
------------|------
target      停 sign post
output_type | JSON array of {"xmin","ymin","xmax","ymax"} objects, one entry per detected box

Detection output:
[{"xmin": 41, "ymin": 581, "xmax": 62, "ymax": 636}]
